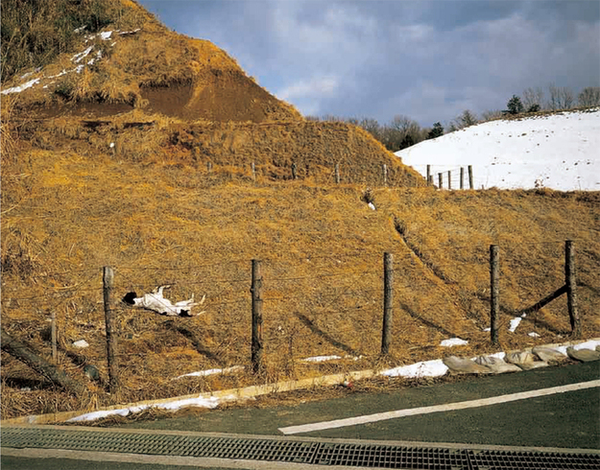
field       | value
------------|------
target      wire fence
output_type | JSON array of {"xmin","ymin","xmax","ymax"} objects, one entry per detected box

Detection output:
[{"xmin": 0, "ymin": 239, "xmax": 592, "ymax": 394}]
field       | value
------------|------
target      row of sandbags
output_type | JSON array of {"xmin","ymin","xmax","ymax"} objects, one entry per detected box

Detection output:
[{"xmin": 443, "ymin": 344, "xmax": 600, "ymax": 374}]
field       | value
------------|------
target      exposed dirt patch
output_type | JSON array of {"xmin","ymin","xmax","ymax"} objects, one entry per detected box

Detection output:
[{"xmin": 141, "ymin": 70, "xmax": 299, "ymax": 123}]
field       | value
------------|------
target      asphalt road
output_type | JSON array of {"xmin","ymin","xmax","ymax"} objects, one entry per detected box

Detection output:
[
  {"xmin": 116, "ymin": 360, "xmax": 600, "ymax": 448},
  {"xmin": 3, "ymin": 361, "xmax": 599, "ymax": 470}
]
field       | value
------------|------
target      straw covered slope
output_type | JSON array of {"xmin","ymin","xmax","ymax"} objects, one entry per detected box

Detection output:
[
  {"xmin": 2, "ymin": 0, "xmax": 300, "ymax": 123},
  {"xmin": 1, "ymin": 0, "xmax": 598, "ymax": 421}
]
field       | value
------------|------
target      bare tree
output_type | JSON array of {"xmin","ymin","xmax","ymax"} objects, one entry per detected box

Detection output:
[
  {"xmin": 522, "ymin": 87, "xmax": 545, "ymax": 111},
  {"xmin": 578, "ymin": 87, "xmax": 600, "ymax": 107},
  {"xmin": 547, "ymin": 84, "xmax": 575, "ymax": 110},
  {"xmin": 449, "ymin": 110, "xmax": 478, "ymax": 131}
]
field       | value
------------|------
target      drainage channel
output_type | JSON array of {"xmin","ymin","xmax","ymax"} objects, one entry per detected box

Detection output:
[{"xmin": 2, "ymin": 426, "xmax": 599, "ymax": 469}]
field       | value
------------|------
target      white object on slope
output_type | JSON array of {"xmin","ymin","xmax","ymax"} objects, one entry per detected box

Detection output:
[
  {"xmin": 72, "ymin": 46, "xmax": 94, "ymax": 63},
  {"xmin": 1, "ymin": 78, "xmax": 40, "ymax": 95},
  {"xmin": 174, "ymin": 366, "xmax": 244, "ymax": 379},
  {"xmin": 72, "ymin": 340, "xmax": 89, "ymax": 348},
  {"xmin": 368, "ymin": 202, "xmax": 376, "ymax": 211},
  {"xmin": 528, "ymin": 332, "xmax": 540, "ymax": 338},
  {"xmin": 509, "ymin": 317, "xmax": 522, "ymax": 333},
  {"xmin": 440, "ymin": 338, "xmax": 468, "ymax": 347},
  {"xmin": 381, "ymin": 359, "xmax": 448, "ymax": 378},
  {"xmin": 301, "ymin": 355, "xmax": 342, "ymax": 363},
  {"xmin": 395, "ymin": 110, "xmax": 600, "ymax": 191}
]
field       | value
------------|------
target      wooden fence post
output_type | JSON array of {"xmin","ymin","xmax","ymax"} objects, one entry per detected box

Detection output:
[
  {"xmin": 460, "ymin": 167, "xmax": 464, "ymax": 189},
  {"xmin": 490, "ymin": 245, "xmax": 499, "ymax": 345},
  {"xmin": 565, "ymin": 240, "xmax": 581, "ymax": 338},
  {"xmin": 447, "ymin": 170, "xmax": 452, "ymax": 190},
  {"xmin": 51, "ymin": 310, "xmax": 57, "ymax": 362},
  {"xmin": 291, "ymin": 163, "xmax": 297, "ymax": 180},
  {"xmin": 335, "ymin": 164, "xmax": 340, "ymax": 184},
  {"xmin": 468, "ymin": 165, "xmax": 474, "ymax": 189},
  {"xmin": 251, "ymin": 259, "xmax": 264, "ymax": 373},
  {"xmin": 427, "ymin": 174, "xmax": 433, "ymax": 186},
  {"xmin": 207, "ymin": 161, "xmax": 212, "ymax": 173},
  {"xmin": 251, "ymin": 162, "xmax": 256, "ymax": 181},
  {"xmin": 383, "ymin": 164, "xmax": 388, "ymax": 186},
  {"xmin": 426, "ymin": 165, "xmax": 431, "ymax": 185},
  {"xmin": 103, "ymin": 266, "xmax": 119, "ymax": 393},
  {"xmin": 381, "ymin": 253, "xmax": 394, "ymax": 355},
  {"xmin": 438, "ymin": 173, "xmax": 443, "ymax": 189}
]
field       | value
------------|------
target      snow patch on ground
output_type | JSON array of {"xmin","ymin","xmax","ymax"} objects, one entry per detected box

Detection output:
[
  {"xmin": 395, "ymin": 110, "xmax": 600, "ymax": 191},
  {"xmin": 67, "ymin": 396, "xmax": 225, "ymax": 422},
  {"xmin": 440, "ymin": 338, "xmax": 468, "ymax": 347},
  {"xmin": 174, "ymin": 366, "xmax": 244, "ymax": 379},
  {"xmin": 554, "ymin": 339, "xmax": 600, "ymax": 355},
  {"xmin": 509, "ymin": 317, "xmax": 522, "ymax": 332},
  {"xmin": 301, "ymin": 355, "xmax": 342, "ymax": 362},
  {"xmin": 381, "ymin": 359, "xmax": 449, "ymax": 378},
  {"xmin": 1, "ymin": 78, "xmax": 40, "ymax": 95}
]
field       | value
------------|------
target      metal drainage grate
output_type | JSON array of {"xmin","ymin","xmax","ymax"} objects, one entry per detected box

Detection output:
[{"xmin": 2, "ymin": 426, "xmax": 599, "ymax": 469}]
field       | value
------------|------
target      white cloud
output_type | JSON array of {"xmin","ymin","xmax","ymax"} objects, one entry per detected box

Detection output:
[{"xmin": 276, "ymin": 76, "xmax": 339, "ymax": 116}]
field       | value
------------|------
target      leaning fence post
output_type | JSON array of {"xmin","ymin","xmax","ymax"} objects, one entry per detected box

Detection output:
[
  {"xmin": 335, "ymin": 164, "xmax": 340, "ymax": 184},
  {"xmin": 251, "ymin": 259, "xmax": 264, "ymax": 373},
  {"xmin": 291, "ymin": 162, "xmax": 297, "ymax": 180},
  {"xmin": 565, "ymin": 240, "xmax": 581, "ymax": 338},
  {"xmin": 468, "ymin": 165, "xmax": 474, "ymax": 189},
  {"xmin": 206, "ymin": 161, "xmax": 212, "ymax": 173},
  {"xmin": 103, "ymin": 266, "xmax": 119, "ymax": 393},
  {"xmin": 460, "ymin": 167, "xmax": 464, "ymax": 189},
  {"xmin": 490, "ymin": 245, "xmax": 499, "ymax": 345},
  {"xmin": 381, "ymin": 253, "xmax": 394, "ymax": 355}
]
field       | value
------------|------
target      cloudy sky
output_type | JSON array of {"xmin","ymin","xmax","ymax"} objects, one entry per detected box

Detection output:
[{"xmin": 138, "ymin": 0, "xmax": 600, "ymax": 127}]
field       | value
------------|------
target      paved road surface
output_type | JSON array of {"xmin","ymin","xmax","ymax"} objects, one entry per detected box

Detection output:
[{"xmin": 2, "ymin": 361, "xmax": 599, "ymax": 469}]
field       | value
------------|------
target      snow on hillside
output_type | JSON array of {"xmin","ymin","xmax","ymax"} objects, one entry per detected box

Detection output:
[{"xmin": 395, "ymin": 109, "xmax": 600, "ymax": 191}]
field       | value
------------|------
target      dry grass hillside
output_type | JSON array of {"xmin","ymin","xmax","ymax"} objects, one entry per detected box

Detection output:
[{"xmin": 1, "ymin": 0, "xmax": 599, "ymax": 421}]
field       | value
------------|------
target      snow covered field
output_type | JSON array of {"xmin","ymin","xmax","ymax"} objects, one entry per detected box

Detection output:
[{"xmin": 395, "ymin": 109, "xmax": 600, "ymax": 191}]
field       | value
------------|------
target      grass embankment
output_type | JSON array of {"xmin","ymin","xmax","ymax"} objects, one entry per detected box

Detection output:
[{"xmin": 2, "ymin": 145, "xmax": 598, "ymax": 419}]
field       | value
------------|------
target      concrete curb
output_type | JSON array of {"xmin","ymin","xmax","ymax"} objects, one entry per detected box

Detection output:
[{"xmin": 2, "ymin": 337, "xmax": 598, "ymax": 425}]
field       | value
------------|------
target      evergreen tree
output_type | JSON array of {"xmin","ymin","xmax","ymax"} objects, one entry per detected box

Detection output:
[
  {"xmin": 427, "ymin": 122, "xmax": 444, "ymax": 139},
  {"xmin": 507, "ymin": 95, "xmax": 524, "ymax": 115}
]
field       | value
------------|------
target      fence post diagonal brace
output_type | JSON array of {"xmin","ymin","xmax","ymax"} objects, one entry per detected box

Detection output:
[{"xmin": 1, "ymin": 328, "xmax": 85, "ymax": 396}]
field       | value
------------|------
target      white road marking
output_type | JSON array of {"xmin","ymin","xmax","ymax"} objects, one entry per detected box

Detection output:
[{"xmin": 278, "ymin": 379, "xmax": 600, "ymax": 435}]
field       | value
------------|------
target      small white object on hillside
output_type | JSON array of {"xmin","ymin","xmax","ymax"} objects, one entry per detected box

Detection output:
[
  {"xmin": 1, "ymin": 78, "xmax": 40, "ymax": 95},
  {"xmin": 72, "ymin": 340, "xmax": 89, "ymax": 348},
  {"xmin": 174, "ymin": 366, "xmax": 244, "ymax": 379},
  {"xmin": 301, "ymin": 355, "xmax": 342, "ymax": 363},
  {"xmin": 509, "ymin": 317, "xmax": 522, "ymax": 332},
  {"xmin": 528, "ymin": 332, "xmax": 540, "ymax": 338},
  {"xmin": 368, "ymin": 202, "xmax": 376, "ymax": 211}
]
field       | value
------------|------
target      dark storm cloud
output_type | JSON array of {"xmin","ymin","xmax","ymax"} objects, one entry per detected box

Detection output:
[{"xmin": 138, "ymin": 0, "xmax": 599, "ymax": 126}]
